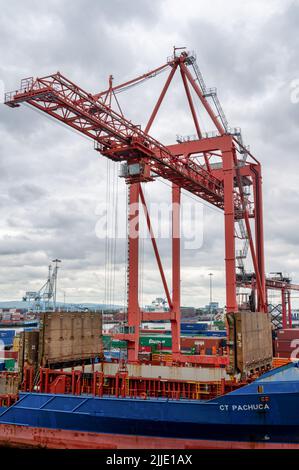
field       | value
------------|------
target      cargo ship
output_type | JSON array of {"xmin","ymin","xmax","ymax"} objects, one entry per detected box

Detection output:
[{"xmin": 0, "ymin": 362, "xmax": 299, "ymax": 449}]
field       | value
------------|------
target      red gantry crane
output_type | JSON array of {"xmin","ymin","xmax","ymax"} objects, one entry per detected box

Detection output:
[{"xmin": 5, "ymin": 49, "xmax": 269, "ymax": 364}]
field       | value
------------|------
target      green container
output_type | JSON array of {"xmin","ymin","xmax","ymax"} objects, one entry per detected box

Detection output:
[
  {"xmin": 5, "ymin": 358, "xmax": 15, "ymax": 371},
  {"xmin": 111, "ymin": 340, "xmax": 127, "ymax": 349},
  {"xmin": 102, "ymin": 335, "xmax": 112, "ymax": 348},
  {"xmin": 139, "ymin": 335, "xmax": 172, "ymax": 348}
]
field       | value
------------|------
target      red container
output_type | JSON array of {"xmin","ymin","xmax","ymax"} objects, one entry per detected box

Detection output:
[
  {"xmin": 139, "ymin": 346, "xmax": 152, "ymax": 353},
  {"xmin": 276, "ymin": 351, "xmax": 295, "ymax": 358},
  {"xmin": 277, "ymin": 329, "xmax": 299, "ymax": 341},
  {"xmin": 1, "ymin": 350, "xmax": 18, "ymax": 359},
  {"xmin": 181, "ymin": 337, "xmax": 196, "ymax": 348},
  {"xmin": 274, "ymin": 339, "xmax": 299, "ymax": 353},
  {"xmin": 141, "ymin": 329, "xmax": 169, "ymax": 334},
  {"xmin": 180, "ymin": 336, "xmax": 222, "ymax": 349}
]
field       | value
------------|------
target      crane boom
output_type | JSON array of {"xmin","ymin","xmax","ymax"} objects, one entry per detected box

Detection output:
[{"xmin": 5, "ymin": 70, "xmax": 242, "ymax": 211}]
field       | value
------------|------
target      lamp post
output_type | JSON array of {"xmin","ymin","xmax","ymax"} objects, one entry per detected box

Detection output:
[{"xmin": 209, "ymin": 273, "xmax": 213, "ymax": 315}]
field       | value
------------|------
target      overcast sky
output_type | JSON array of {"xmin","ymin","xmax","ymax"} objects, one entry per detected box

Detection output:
[{"xmin": 1, "ymin": 0, "xmax": 299, "ymax": 309}]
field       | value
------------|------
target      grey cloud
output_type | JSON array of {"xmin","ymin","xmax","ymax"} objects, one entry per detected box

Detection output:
[
  {"xmin": 1, "ymin": 0, "xmax": 299, "ymax": 306},
  {"xmin": 7, "ymin": 183, "xmax": 47, "ymax": 203}
]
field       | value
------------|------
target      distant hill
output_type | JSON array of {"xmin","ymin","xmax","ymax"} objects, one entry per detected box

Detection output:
[{"xmin": 0, "ymin": 300, "xmax": 121, "ymax": 311}]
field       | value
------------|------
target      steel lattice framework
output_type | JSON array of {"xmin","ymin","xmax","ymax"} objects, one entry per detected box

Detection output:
[{"xmin": 6, "ymin": 50, "xmax": 269, "ymax": 363}]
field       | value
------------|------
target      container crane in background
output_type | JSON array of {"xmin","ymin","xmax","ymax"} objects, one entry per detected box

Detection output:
[
  {"xmin": 23, "ymin": 259, "xmax": 61, "ymax": 311},
  {"xmin": 4, "ymin": 48, "xmax": 296, "ymax": 364}
]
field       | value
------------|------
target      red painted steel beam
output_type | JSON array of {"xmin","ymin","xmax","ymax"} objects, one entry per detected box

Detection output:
[
  {"xmin": 166, "ymin": 135, "xmax": 231, "ymax": 156},
  {"xmin": 242, "ymin": 207, "xmax": 266, "ymax": 311},
  {"xmin": 173, "ymin": 354, "xmax": 229, "ymax": 366},
  {"xmin": 127, "ymin": 183, "xmax": 140, "ymax": 362},
  {"xmin": 144, "ymin": 64, "xmax": 178, "ymax": 134},
  {"xmin": 222, "ymin": 146, "xmax": 237, "ymax": 312},
  {"xmin": 93, "ymin": 62, "xmax": 171, "ymax": 100},
  {"xmin": 179, "ymin": 66, "xmax": 202, "ymax": 139},
  {"xmin": 282, "ymin": 288, "xmax": 287, "ymax": 329},
  {"xmin": 252, "ymin": 165, "xmax": 266, "ymax": 311},
  {"xmin": 240, "ymin": 278, "xmax": 299, "ymax": 291},
  {"xmin": 231, "ymin": 150, "xmax": 266, "ymax": 311},
  {"xmin": 212, "ymin": 162, "xmax": 260, "ymax": 181},
  {"xmin": 141, "ymin": 311, "xmax": 174, "ymax": 321},
  {"xmin": 171, "ymin": 184, "xmax": 181, "ymax": 354},
  {"xmin": 179, "ymin": 66, "xmax": 211, "ymax": 172},
  {"xmin": 288, "ymin": 290, "xmax": 292, "ymax": 328}
]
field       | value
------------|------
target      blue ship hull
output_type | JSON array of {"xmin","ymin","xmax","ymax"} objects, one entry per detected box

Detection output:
[{"xmin": 0, "ymin": 363, "xmax": 299, "ymax": 448}]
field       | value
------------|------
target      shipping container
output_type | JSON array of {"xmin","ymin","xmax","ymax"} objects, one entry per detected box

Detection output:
[
  {"xmin": 181, "ymin": 336, "xmax": 225, "ymax": 349},
  {"xmin": 0, "ymin": 330, "xmax": 15, "ymax": 338},
  {"xmin": 38, "ymin": 311, "xmax": 103, "ymax": 367},
  {"xmin": 111, "ymin": 339, "xmax": 127, "ymax": 349},
  {"xmin": 277, "ymin": 329, "xmax": 299, "ymax": 341},
  {"xmin": 0, "ymin": 337, "xmax": 14, "ymax": 348},
  {"xmin": 102, "ymin": 335, "xmax": 112, "ymax": 348},
  {"xmin": 274, "ymin": 339, "xmax": 299, "ymax": 353},
  {"xmin": 181, "ymin": 323, "xmax": 208, "ymax": 331},
  {"xmin": 198, "ymin": 330, "xmax": 226, "ymax": 338},
  {"xmin": 139, "ymin": 346, "xmax": 152, "ymax": 353},
  {"xmin": 13, "ymin": 336, "xmax": 20, "ymax": 352},
  {"xmin": 227, "ymin": 311, "xmax": 273, "ymax": 374},
  {"xmin": 18, "ymin": 330, "xmax": 40, "ymax": 371},
  {"xmin": 140, "ymin": 329, "xmax": 171, "ymax": 335},
  {"xmin": 138, "ymin": 352, "xmax": 151, "ymax": 362},
  {"xmin": 4, "ymin": 358, "xmax": 16, "ymax": 371},
  {"xmin": 0, "ymin": 350, "xmax": 18, "ymax": 360},
  {"xmin": 139, "ymin": 335, "xmax": 172, "ymax": 348},
  {"xmin": 1, "ymin": 314, "xmax": 11, "ymax": 321},
  {"xmin": 276, "ymin": 351, "xmax": 293, "ymax": 358}
]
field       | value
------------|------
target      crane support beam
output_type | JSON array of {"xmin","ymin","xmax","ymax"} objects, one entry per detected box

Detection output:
[
  {"xmin": 127, "ymin": 183, "xmax": 140, "ymax": 362},
  {"xmin": 93, "ymin": 62, "xmax": 171, "ymax": 100},
  {"xmin": 171, "ymin": 184, "xmax": 181, "ymax": 354},
  {"xmin": 222, "ymin": 148, "xmax": 237, "ymax": 312},
  {"xmin": 145, "ymin": 64, "xmax": 178, "ymax": 134}
]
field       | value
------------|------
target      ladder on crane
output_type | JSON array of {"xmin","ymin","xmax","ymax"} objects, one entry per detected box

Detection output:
[
  {"xmin": 187, "ymin": 54, "xmax": 229, "ymax": 132},
  {"xmin": 189, "ymin": 54, "xmax": 250, "ymax": 276}
]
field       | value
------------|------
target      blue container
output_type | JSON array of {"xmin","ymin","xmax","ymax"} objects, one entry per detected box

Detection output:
[
  {"xmin": 200, "ymin": 331, "xmax": 226, "ymax": 338},
  {"xmin": 0, "ymin": 337, "xmax": 13, "ymax": 347},
  {"xmin": 0, "ymin": 330, "xmax": 15, "ymax": 338},
  {"xmin": 181, "ymin": 323, "xmax": 208, "ymax": 331}
]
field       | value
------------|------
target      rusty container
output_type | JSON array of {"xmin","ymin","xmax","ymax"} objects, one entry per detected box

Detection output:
[
  {"xmin": 227, "ymin": 311, "xmax": 273, "ymax": 374},
  {"xmin": 38, "ymin": 311, "xmax": 103, "ymax": 367}
]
